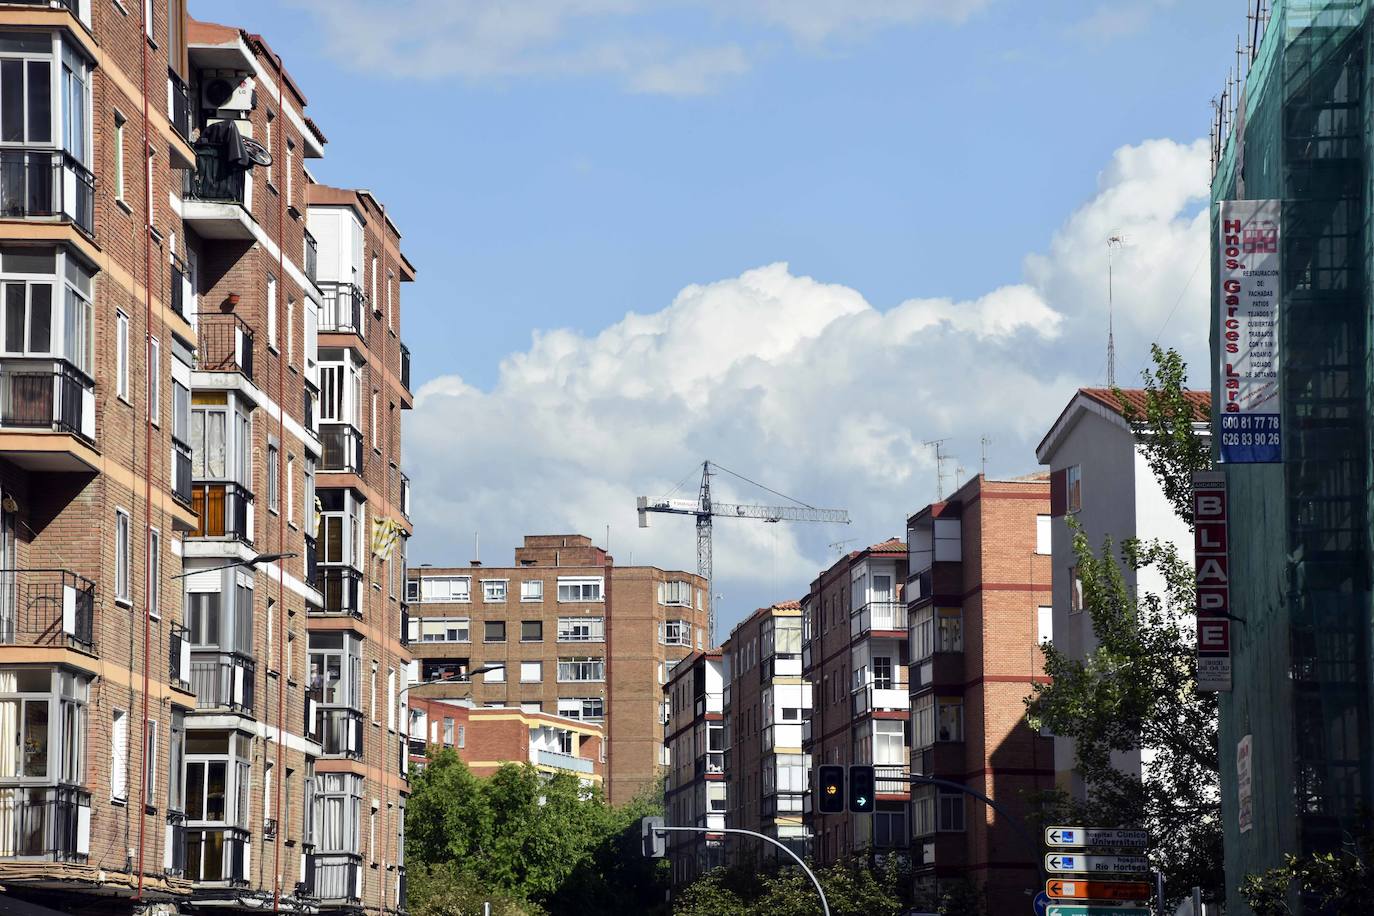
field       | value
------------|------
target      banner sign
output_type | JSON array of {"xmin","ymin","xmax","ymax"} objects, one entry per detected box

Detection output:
[
  {"xmin": 1217, "ymin": 198, "xmax": 1281, "ymax": 462},
  {"xmin": 1194, "ymin": 472, "xmax": 1232, "ymax": 692},
  {"xmin": 1238, "ymin": 735, "xmax": 1253, "ymax": 833}
]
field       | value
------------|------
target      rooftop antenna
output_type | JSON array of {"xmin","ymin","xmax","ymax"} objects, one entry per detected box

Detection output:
[
  {"xmin": 829, "ymin": 538, "xmax": 858, "ymax": 557},
  {"xmin": 1106, "ymin": 235, "xmax": 1125, "ymax": 387},
  {"xmin": 980, "ymin": 436, "xmax": 991, "ymax": 478},
  {"xmin": 924, "ymin": 438, "xmax": 953, "ymax": 499},
  {"xmin": 472, "ymin": 531, "xmax": 479, "ymax": 566}
]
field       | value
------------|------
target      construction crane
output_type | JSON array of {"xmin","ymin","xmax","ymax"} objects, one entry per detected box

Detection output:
[{"xmin": 637, "ymin": 461, "xmax": 850, "ymax": 645}]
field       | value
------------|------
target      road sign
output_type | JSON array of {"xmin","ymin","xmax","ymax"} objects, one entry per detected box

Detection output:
[
  {"xmin": 1045, "ymin": 826, "xmax": 1149, "ymax": 848},
  {"xmin": 1045, "ymin": 853, "xmax": 1150, "ymax": 875},
  {"xmin": 1046, "ymin": 907, "xmax": 1151, "ymax": 916},
  {"xmin": 1046, "ymin": 879, "xmax": 1153, "ymax": 901},
  {"xmin": 1032, "ymin": 890, "xmax": 1050, "ymax": 916}
]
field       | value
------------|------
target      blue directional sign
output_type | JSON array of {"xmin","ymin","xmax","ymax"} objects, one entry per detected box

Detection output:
[
  {"xmin": 1032, "ymin": 890, "xmax": 1050, "ymax": 916},
  {"xmin": 1045, "ymin": 826, "xmax": 1148, "ymax": 848}
]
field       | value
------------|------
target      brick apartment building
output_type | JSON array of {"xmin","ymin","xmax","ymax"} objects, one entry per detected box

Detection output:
[
  {"xmin": 407, "ymin": 696, "xmax": 605, "ymax": 787},
  {"xmin": 721, "ymin": 601, "xmax": 810, "ymax": 865},
  {"xmin": 406, "ymin": 534, "xmax": 707, "ymax": 804},
  {"xmin": 801, "ymin": 538, "xmax": 909, "ymax": 864},
  {"xmin": 905, "ymin": 474, "xmax": 1054, "ymax": 911},
  {"xmin": 0, "ymin": 4, "xmax": 415, "ymax": 914},
  {"xmin": 663, "ymin": 650, "xmax": 724, "ymax": 886}
]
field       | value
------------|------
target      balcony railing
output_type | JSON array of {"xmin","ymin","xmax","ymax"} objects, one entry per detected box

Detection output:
[
  {"xmin": 304, "ymin": 535, "xmax": 319, "ymax": 586},
  {"xmin": 0, "ymin": 786, "xmax": 90, "ymax": 861},
  {"xmin": 169, "ymin": 623, "xmax": 190, "ymax": 689},
  {"xmin": 317, "ymin": 281, "xmax": 367, "ymax": 334},
  {"xmin": 169, "ymin": 250, "xmax": 193, "ymax": 322},
  {"xmin": 190, "ymin": 651, "xmax": 257, "ymax": 715},
  {"xmin": 536, "ymin": 749, "xmax": 594, "ymax": 774},
  {"xmin": 184, "ymin": 826, "xmax": 249, "ymax": 884},
  {"xmin": 195, "ymin": 311, "xmax": 255, "ymax": 379},
  {"xmin": 851, "ymin": 600, "xmax": 907, "ymax": 638},
  {"xmin": 0, "ymin": 567, "xmax": 95, "ymax": 651},
  {"xmin": 399, "ymin": 607, "xmax": 409, "ymax": 647},
  {"xmin": 8, "ymin": 0, "xmax": 79, "ymax": 10},
  {"xmin": 400, "ymin": 471, "xmax": 411, "ymax": 521},
  {"xmin": 172, "ymin": 439, "xmax": 193, "ymax": 507},
  {"xmin": 0, "ymin": 359, "xmax": 95, "ymax": 441},
  {"xmin": 303, "ymin": 384, "xmax": 315, "ymax": 433},
  {"xmin": 315, "ymin": 567, "xmax": 362, "ymax": 617},
  {"xmin": 693, "ymin": 752, "xmax": 724, "ymax": 778},
  {"xmin": 852, "ymin": 683, "xmax": 909, "ymax": 717},
  {"xmin": 167, "ymin": 68, "xmax": 191, "ymax": 141},
  {"xmin": 191, "ymin": 481, "xmax": 254, "ymax": 542},
  {"xmin": 185, "ymin": 145, "xmax": 246, "ymax": 205},
  {"xmin": 313, "ymin": 852, "xmax": 362, "ymax": 903},
  {"xmin": 319, "ymin": 422, "xmax": 364, "ymax": 474},
  {"xmin": 0, "ymin": 149, "xmax": 94, "ymax": 236},
  {"xmin": 400, "ymin": 342, "xmax": 411, "ymax": 391},
  {"xmin": 165, "ymin": 811, "xmax": 187, "ymax": 877},
  {"xmin": 303, "ymin": 229, "xmax": 318, "ymax": 284},
  {"xmin": 315, "ymin": 706, "xmax": 364, "ymax": 759}
]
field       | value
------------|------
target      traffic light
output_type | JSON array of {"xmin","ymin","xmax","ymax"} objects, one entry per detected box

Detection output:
[
  {"xmin": 848, "ymin": 765, "xmax": 876, "ymax": 813},
  {"xmin": 641, "ymin": 816, "xmax": 666, "ymax": 858},
  {"xmin": 816, "ymin": 764, "xmax": 845, "ymax": 814}
]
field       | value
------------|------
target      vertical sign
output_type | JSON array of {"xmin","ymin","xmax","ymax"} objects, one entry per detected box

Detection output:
[
  {"xmin": 1237, "ymin": 735, "xmax": 1253, "ymax": 833},
  {"xmin": 1194, "ymin": 472, "xmax": 1232, "ymax": 692},
  {"xmin": 1217, "ymin": 199, "xmax": 1281, "ymax": 463}
]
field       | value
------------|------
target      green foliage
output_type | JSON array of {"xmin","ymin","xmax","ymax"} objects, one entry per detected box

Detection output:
[
  {"xmin": 406, "ymin": 750, "xmax": 669, "ymax": 915},
  {"xmin": 1240, "ymin": 821, "xmax": 1374, "ymax": 916},
  {"xmin": 670, "ymin": 856, "xmax": 911, "ymax": 916},
  {"xmin": 407, "ymin": 861, "xmax": 545, "ymax": 916},
  {"xmin": 1026, "ymin": 347, "xmax": 1222, "ymax": 905}
]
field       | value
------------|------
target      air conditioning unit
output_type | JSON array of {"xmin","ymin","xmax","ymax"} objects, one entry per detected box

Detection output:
[{"xmin": 201, "ymin": 75, "xmax": 254, "ymax": 112}]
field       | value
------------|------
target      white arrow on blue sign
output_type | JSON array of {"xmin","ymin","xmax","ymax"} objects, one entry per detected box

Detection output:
[
  {"xmin": 1045, "ymin": 826, "xmax": 1149, "ymax": 848},
  {"xmin": 1045, "ymin": 853, "xmax": 1150, "ymax": 875},
  {"xmin": 1046, "ymin": 907, "xmax": 1152, "ymax": 916}
]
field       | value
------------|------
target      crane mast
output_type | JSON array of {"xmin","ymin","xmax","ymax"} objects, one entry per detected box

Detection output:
[{"xmin": 638, "ymin": 461, "xmax": 850, "ymax": 645}]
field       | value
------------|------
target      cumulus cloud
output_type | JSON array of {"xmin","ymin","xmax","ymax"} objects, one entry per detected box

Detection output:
[
  {"xmin": 288, "ymin": 0, "xmax": 987, "ymax": 93},
  {"xmin": 403, "ymin": 137, "xmax": 1211, "ymax": 632}
]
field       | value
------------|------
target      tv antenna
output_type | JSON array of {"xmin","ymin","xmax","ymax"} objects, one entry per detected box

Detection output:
[
  {"xmin": 924, "ymin": 438, "xmax": 954, "ymax": 499},
  {"xmin": 1106, "ymin": 235, "xmax": 1125, "ymax": 387}
]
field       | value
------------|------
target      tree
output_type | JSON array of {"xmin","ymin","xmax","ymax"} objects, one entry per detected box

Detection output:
[
  {"xmin": 1025, "ymin": 346, "xmax": 1222, "ymax": 905},
  {"xmin": 1240, "ymin": 820, "xmax": 1374, "ymax": 915},
  {"xmin": 670, "ymin": 855, "xmax": 911, "ymax": 916},
  {"xmin": 407, "ymin": 861, "xmax": 545, "ymax": 916}
]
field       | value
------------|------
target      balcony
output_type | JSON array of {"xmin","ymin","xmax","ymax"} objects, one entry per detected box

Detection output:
[
  {"xmin": 851, "ymin": 600, "xmax": 907, "ymax": 638},
  {"xmin": 304, "ymin": 535, "xmax": 319, "ymax": 586},
  {"xmin": 852, "ymin": 683, "xmax": 910, "ymax": 717},
  {"xmin": 169, "ymin": 623, "xmax": 190, "ymax": 689},
  {"xmin": 315, "ymin": 706, "xmax": 364, "ymax": 759},
  {"xmin": 315, "ymin": 566, "xmax": 362, "ymax": 617},
  {"xmin": 169, "ymin": 250, "xmax": 193, "ymax": 324},
  {"xmin": 165, "ymin": 811, "xmax": 187, "ymax": 877},
  {"xmin": 0, "ymin": 786, "xmax": 90, "ymax": 861},
  {"xmin": 875, "ymin": 764, "xmax": 909, "ymax": 796},
  {"xmin": 189, "ymin": 651, "xmax": 256, "ymax": 715},
  {"xmin": 536, "ymin": 749, "xmax": 594, "ymax": 774},
  {"xmin": 400, "ymin": 471, "xmax": 411, "ymax": 521},
  {"xmin": 400, "ymin": 342, "xmax": 411, "ymax": 391},
  {"xmin": 195, "ymin": 311, "xmax": 255, "ymax": 380},
  {"xmin": 762, "ymin": 723, "xmax": 803, "ymax": 752},
  {"xmin": 399, "ymin": 607, "xmax": 409, "ymax": 647},
  {"xmin": 318, "ymin": 281, "xmax": 367, "ymax": 335},
  {"xmin": 185, "ymin": 145, "xmax": 245, "ymax": 206},
  {"xmin": 313, "ymin": 852, "xmax": 362, "ymax": 904},
  {"xmin": 172, "ymin": 439, "xmax": 193, "ymax": 507},
  {"xmin": 190, "ymin": 481, "xmax": 254, "ymax": 543},
  {"xmin": 319, "ymin": 422, "xmax": 364, "ymax": 474},
  {"xmin": 302, "ymin": 385, "xmax": 315, "ymax": 433},
  {"xmin": 184, "ymin": 826, "xmax": 249, "ymax": 884},
  {"xmin": 167, "ymin": 68, "xmax": 191, "ymax": 142},
  {"xmin": 0, "ymin": 567, "xmax": 95, "ymax": 652},
  {"xmin": 693, "ymin": 752, "xmax": 724, "ymax": 778},
  {"xmin": 0, "ymin": 149, "xmax": 94, "ymax": 237},
  {"xmin": 303, "ymin": 228, "xmax": 318, "ymax": 285},
  {"xmin": 0, "ymin": 359, "xmax": 96, "ymax": 446},
  {"xmin": 694, "ymin": 691, "xmax": 722, "ymax": 717}
]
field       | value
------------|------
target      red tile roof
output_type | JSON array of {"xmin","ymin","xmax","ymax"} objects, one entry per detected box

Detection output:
[
  {"xmin": 864, "ymin": 538, "xmax": 906, "ymax": 555},
  {"xmin": 1079, "ymin": 387, "xmax": 1210, "ymax": 421},
  {"xmin": 773, "ymin": 600, "xmax": 802, "ymax": 610}
]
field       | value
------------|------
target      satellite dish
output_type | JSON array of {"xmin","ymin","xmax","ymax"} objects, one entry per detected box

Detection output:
[{"xmin": 243, "ymin": 137, "xmax": 273, "ymax": 167}]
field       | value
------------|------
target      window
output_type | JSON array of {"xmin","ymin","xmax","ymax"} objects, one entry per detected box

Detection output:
[
  {"xmin": 146, "ymin": 528, "xmax": 160, "ymax": 618},
  {"xmin": 1036, "ymin": 513, "xmax": 1051, "ymax": 554},
  {"xmin": 520, "ymin": 580, "xmax": 543, "ymax": 602},
  {"xmin": 441, "ymin": 718, "xmax": 454, "ymax": 745},
  {"xmin": 457, "ymin": 724, "xmax": 465, "ymax": 748},
  {"xmin": 370, "ymin": 662, "xmax": 377, "ymax": 721},
  {"xmin": 938, "ymin": 788, "xmax": 966, "ymax": 832},
  {"xmin": 482, "ymin": 580, "xmax": 508, "ymax": 602},
  {"xmin": 267, "ymin": 443, "xmax": 279, "ymax": 512},
  {"xmin": 111, "ymin": 708, "xmax": 128, "ymax": 802},
  {"xmin": 267, "ymin": 274, "xmax": 277, "ymax": 349},
  {"xmin": 484, "ymin": 664, "xmax": 504, "ymax": 684},
  {"xmin": 116, "ymin": 310, "xmax": 129, "ymax": 400},
  {"xmin": 285, "ymin": 454, "xmax": 295, "ymax": 523},
  {"xmin": 145, "ymin": 718, "xmax": 158, "ymax": 805},
  {"xmin": 874, "ymin": 809, "xmax": 906, "ymax": 847},
  {"xmin": 937, "ymin": 607, "xmax": 962, "ymax": 653},
  {"xmin": 286, "ymin": 139, "xmax": 294, "ymax": 206},
  {"xmin": 484, "ymin": 620, "xmax": 506, "ymax": 643},
  {"xmin": 115, "ymin": 508, "xmax": 131, "ymax": 604},
  {"xmin": 370, "ymin": 390, "xmax": 378, "ymax": 450},
  {"xmin": 168, "ymin": 709, "xmax": 185, "ymax": 814},
  {"xmin": 910, "ymin": 606, "xmax": 933, "ymax": 660},
  {"xmin": 936, "ymin": 697, "xmax": 963, "ymax": 742},
  {"xmin": 308, "ymin": 632, "xmax": 363, "ymax": 708},
  {"xmin": 557, "ymin": 697, "xmax": 604, "ymax": 722},
  {"xmin": 661, "ymin": 620, "xmax": 691, "ymax": 647},
  {"xmin": 0, "ymin": 669, "xmax": 86, "ymax": 786},
  {"xmin": 521, "ymin": 620, "xmax": 542, "ymax": 642},
  {"xmin": 410, "ymin": 616, "xmax": 470, "ymax": 643},
  {"xmin": 557, "ymin": 577, "xmax": 602, "ymax": 602},
  {"xmin": 386, "ymin": 270, "xmax": 394, "ymax": 328},
  {"xmin": 114, "ymin": 113, "xmax": 126, "ymax": 200},
  {"xmin": 557, "ymin": 657, "xmax": 605, "ymax": 682},
  {"xmin": 387, "ymin": 667, "xmax": 396, "ymax": 730},
  {"xmin": 872, "ymin": 655, "xmax": 894, "ymax": 690},
  {"xmin": 557, "ymin": 616, "xmax": 604, "ymax": 642},
  {"xmin": 148, "ymin": 336, "xmax": 160, "ymax": 424},
  {"xmin": 1038, "ymin": 606, "xmax": 1053, "ymax": 645},
  {"xmin": 1069, "ymin": 566, "xmax": 1083, "ymax": 614},
  {"xmin": 1066, "ymin": 465, "xmax": 1082, "ymax": 513},
  {"xmin": 519, "ymin": 661, "xmax": 541, "ymax": 683},
  {"xmin": 370, "ymin": 254, "xmax": 378, "ymax": 310},
  {"xmin": 315, "ymin": 772, "xmax": 363, "ymax": 855},
  {"xmin": 286, "ymin": 297, "xmax": 295, "ymax": 363},
  {"xmin": 659, "ymin": 580, "xmax": 691, "ymax": 606},
  {"xmin": 264, "ymin": 112, "xmax": 274, "ymax": 186},
  {"xmin": 418, "ymin": 575, "xmax": 470, "ymax": 602}
]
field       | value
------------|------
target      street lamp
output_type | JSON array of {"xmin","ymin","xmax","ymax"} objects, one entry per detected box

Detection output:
[{"xmin": 173, "ymin": 551, "xmax": 299, "ymax": 578}]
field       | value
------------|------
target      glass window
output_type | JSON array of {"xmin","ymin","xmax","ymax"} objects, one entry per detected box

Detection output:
[
  {"xmin": 521, "ymin": 620, "xmax": 542, "ymax": 642},
  {"xmin": 483, "ymin": 620, "xmax": 505, "ymax": 643},
  {"xmin": 520, "ymin": 579, "xmax": 543, "ymax": 601},
  {"xmin": 116, "ymin": 310, "xmax": 129, "ymax": 399},
  {"xmin": 556, "ymin": 616, "xmax": 604, "ymax": 642},
  {"xmin": 661, "ymin": 620, "xmax": 691, "ymax": 646},
  {"xmin": 1069, "ymin": 567, "xmax": 1084, "ymax": 614},
  {"xmin": 557, "ymin": 657, "xmax": 605, "ymax": 682},
  {"xmin": 1066, "ymin": 465, "xmax": 1082, "ymax": 513},
  {"xmin": 1038, "ymin": 606, "xmax": 1053, "ymax": 645},
  {"xmin": 419, "ymin": 575, "xmax": 470, "ymax": 602},
  {"xmin": 519, "ymin": 661, "xmax": 541, "ymax": 683},
  {"xmin": 267, "ymin": 443, "xmax": 279, "ymax": 511},
  {"xmin": 111, "ymin": 708, "xmax": 127, "ymax": 800},
  {"xmin": 936, "ymin": 697, "xmax": 963, "ymax": 742},
  {"xmin": 147, "ymin": 528, "xmax": 160, "ymax": 619},
  {"xmin": 1036, "ymin": 514, "xmax": 1051, "ymax": 554},
  {"xmin": 659, "ymin": 580, "xmax": 692, "ymax": 606},
  {"xmin": 556, "ymin": 577, "xmax": 602, "ymax": 602},
  {"xmin": 115, "ymin": 508, "xmax": 131, "ymax": 603},
  {"xmin": 910, "ymin": 606, "xmax": 933, "ymax": 660},
  {"xmin": 557, "ymin": 697, "xmax": 604, "ymax": 721},
  {"xmin": 937, "ymin": 608, "xmax": 962, "ymax": 653},
  {"xmin": 482, "ymin": 579, "xmax": 507, "ymax": 602}
]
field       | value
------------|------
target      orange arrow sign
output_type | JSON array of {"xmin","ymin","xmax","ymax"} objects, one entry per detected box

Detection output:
[{"xmin": 1046, "ymin": 879, "xmax": 1154, "ymax": 901}]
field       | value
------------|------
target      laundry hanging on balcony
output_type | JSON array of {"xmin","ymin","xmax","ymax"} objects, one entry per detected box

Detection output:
[
  {"xmin": 371, "ymin": 517, "xmax": 403, "ymax": 560},
  {"xmin": 198, "ymin": 119, "xmax": 251, "ymax": 178}
]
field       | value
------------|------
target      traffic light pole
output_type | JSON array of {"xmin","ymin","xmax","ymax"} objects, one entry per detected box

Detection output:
[
  {"xmin": 652, "ymin": 825, "xmax": 830, "ymax": 916},
  {"xmin": 907, "ymin": 774, "xmax": 1045, "ymax": 884}
]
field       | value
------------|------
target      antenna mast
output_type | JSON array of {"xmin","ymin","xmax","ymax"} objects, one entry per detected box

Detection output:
[
  {"xmin": 1107, "ymin": 235, "xmax": 1124, "ymax": 386},
  {"xmin": 924, "ymin": 438, "xmax": 953, "ymax": 499}
]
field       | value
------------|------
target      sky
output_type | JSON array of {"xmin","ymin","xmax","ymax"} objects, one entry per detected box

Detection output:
[{"xmin": 193, "ymin": 0, "xmax": 1240, "ymax": 637}]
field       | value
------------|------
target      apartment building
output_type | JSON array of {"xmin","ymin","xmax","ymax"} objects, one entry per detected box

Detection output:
[
  {"xmin": 801, "ymin": 539, "xmax": 909, "ymax": 865},
  {"xmin": 663, "ymin": 650, "xmax": 724, "ymax": 887},
  {"xmin": 721, "ymin": 601, "xmax": 810, "ymax": 866},
  {"xmin": 407, "ymin": 697, "xmax": 604, "ymax": 786},
  {"xmin": 905, "ymin": 474, "xmax": 1053, "ymax": 912},
  {"xmin": 406, "ymin": 534, "xmax": 707, "ymax": 804},
  {"xmin": 1035, "ymin": 387, "xmax": 1208, "ymax": 797}
]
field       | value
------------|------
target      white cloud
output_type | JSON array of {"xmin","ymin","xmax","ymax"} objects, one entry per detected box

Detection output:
[
  {"xmin": 288, "ymin": 0, "xmax": 988, "ymax": 94},
  {"xmin": 403, "ymin": 137, "xmax": 1212, "ymax": 633}
]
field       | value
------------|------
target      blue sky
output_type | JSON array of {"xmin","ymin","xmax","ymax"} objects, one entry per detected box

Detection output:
[{"xmin": 196, "ymin": 1, "xmax": 1238, "ymax": 633}]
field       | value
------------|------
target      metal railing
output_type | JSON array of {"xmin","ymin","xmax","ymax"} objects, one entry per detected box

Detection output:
[
  {"xmin": 303, "ymin": 229, "xmax": 318, "ymax": 284},
  {"xmin": 191, "ymin": 481, "xmax": 253, "ymax": 542},
  {"xmin": 312, "ymin": 852, "xmax": 362, "ymax": 903},
  {"xmin": 851, "ymin": 683, "xmax": 909, "ymax": 717},
  {"xmin": 172, "ymin": 439, "xmax": 192, "ymax": 507},
  {"xmin": 304, "ymin": 535, "xmax": 319, "ymax": 586},
  {"xmin": 0, "ymin": 786, "xmax": 90, "ymax": 861},
  {"xmin": 0, "ymin": 149, "xmax": 94, "ymax": 236},
  {"xmin": 8, "ymin": 0, "xmax": 79, "ymax": 10},
  {"xmin": 536, "ymin": 749, "xmax": 594, "ymax": 774},
  {"xmin": 315, "ymin": 706, "xmax": 364, "ymax": 758},
  {"xmin": 400, "ymin": 471, "xmax": 411, "ymax": 520},
  {"xmin": 195, "ymin": 311, "xmax": 255, "ymax": 379},
  {"xmin": 302, "ymin": 385, "xmax": 315, "ymax": 432},
  {"xmin": 169, "ymin": 250, "xmax": 191, "ymax": 321},
  {"xmin": 315, "ymin": 566, "xmax": 362, "ymax": 617},
  {"xmin": 399, "ymin": 607, "xmax": 409, "ymax": 647},
  {"xmin": 185, "ymin": 145, "xmax": 246, "ymax": 205},
  {"xmin": 190, "ymin": 651, "xmax": 256, "ymax": 715},
  {"xmin": 875, "ymin": 764, "xmax": 909, "ymax": 795},
  {"xmin": 317, "ymin": 281, "xmax": 367, "ymax": 334},
  {"xmin": 319, "ymin": 422, "xmax": 364, "ymax": 473},
  {"xmin": 400, "ymin": 342, "xmax": 411, "ymax": 391},
  {"xmin": 167, "ymin": 68, "xmax": 191, "ymax": 141},
  {"xmin": 169, "ymin": 623, "xmax": 190, "ymax": 689},
  {"xmin": 184, "ymin": 826, "xmax": 249, "ymax": 884},
  {"xmin": 0, "ymin": 567, "xmax": 94, "ymax": 651},
  {"xmin": 165, "ymin": 811, "xmax": 187, "ymax": 877},
  {"xmin": 851, "ymin": 600, "xmax": 907, "ymax": 637},
  {"xmin": 0, "ymin": 360, "xmax": 95, "ymax": 441}
]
